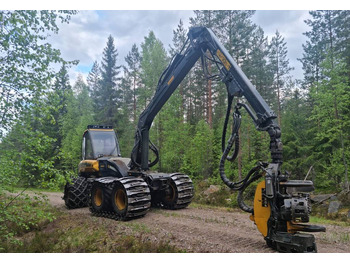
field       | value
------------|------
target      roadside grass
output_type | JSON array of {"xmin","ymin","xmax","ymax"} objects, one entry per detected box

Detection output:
[
  {"xmin": 190, "ymin": 202, "xmax": 242, "ymax": 213},
  {"xmin": 0, "ymin": 193, "xmax": 59, "ymax": 251},
  {"xmin": 2, "ymin": 208, "xmax": 185, "ymax": 253},
  {"xmin": 317, "ymin": 230, "xmax": 350, "ymax": 244},
  {"xmin": 309, "ymin": 216, "xmax": 350, "ymax": 227},
  {"xmin": 8, "ymin": 186, "xmax": 62, "ymax": 193}
]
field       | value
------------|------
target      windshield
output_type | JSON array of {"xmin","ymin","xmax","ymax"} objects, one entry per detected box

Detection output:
[{"xmin": 89, "ymin": 130, "xmax": 120, "ymax": 158}]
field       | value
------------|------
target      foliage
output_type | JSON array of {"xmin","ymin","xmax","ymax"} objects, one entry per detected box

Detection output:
[
  {"xmin": 92, "ymin": 35, "xmax": 122, "ymax": 125},
  {"xmin": 308, "ymin": 55, "xmax": 350, "ymax": 190},
  {"xmin": 2, "ymin": 211, "xmax": 183, "ymax": 253},
  {"xmin": 0, "ymin": 193, "xmax": 56, "ymax": 251},
  {"xmin": 181, "ymin": 120, "xmax": 214, "ymax": 178},
  {"xmin": 1, "ymin": 11, "xmax": 350, "ymax": 221},
  {"xmin": 0, "ymin": 10, "xmax": 77, "ymax": 137}
]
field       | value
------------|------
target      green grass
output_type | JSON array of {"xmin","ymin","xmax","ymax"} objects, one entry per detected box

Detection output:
[
  {"xmin": 9, "ymin": 186, "xmax": 62, "ymax": 193},
  {"xmin": 2, "ymin": 203, "xmax": 185, "ymax": 253},
  {"xmin": 126, "ymin": 222, "xmax": 152, "ymax": 233},
  {"xmin": 4, "ymin": 219, "xmax": 184, "ymax": 253},
  {"xmin": 309, "ymin": 216, "xmax": 350, "ymax": 227}
]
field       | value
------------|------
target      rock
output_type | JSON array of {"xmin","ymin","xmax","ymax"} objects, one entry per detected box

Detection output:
[
  {"xmin": 328, "ymin": 201, "xmax": 341, "ymax": 214},
  {"xmin": 338, "ymin": 190, "xmax": 350, "ymax": 205},
  {"xmin": 348, "ymin": 210, "xmax": 350, "ymax": 219},
  {"xmin": 330, "ymin": 195, "xmax": 338, "ymax": 201},
  {"xmin": 204, "ymin": 185, "xmax": 220, "ymax": 196},
  {"xmin": 311, "ymin": 194, "xmax": 333, "ymax": 203}
]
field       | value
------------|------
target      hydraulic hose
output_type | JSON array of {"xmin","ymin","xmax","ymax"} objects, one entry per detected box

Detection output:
[
  {"xmin": 237, "ymin": 166, "xmax": 263, "ymax": 213},
  {"xmin": 219, "ymin": 110, "xmax": 242, "ymax": 189},
  {"xmin": 219, "ymin": 104, "xmax": 266, "ymax": 213}
]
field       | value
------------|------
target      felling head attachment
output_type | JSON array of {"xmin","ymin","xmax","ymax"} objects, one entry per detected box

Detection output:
[{"xmin": 250, "ymin": 175, "xmax": 326, "ymax": 253}]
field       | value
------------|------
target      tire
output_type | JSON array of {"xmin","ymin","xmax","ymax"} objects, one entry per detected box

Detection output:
[
  {"xmin": 63, "ymin": 176, "xmax": 89, "ymax": 209},
  {"xmin": 162, "ymin": 180, "xmax": 178, "ymax": 209},
  {"xmin": 161, "ymin": 174, "xmax": 194, "ymax": 210},
  {"xmin": 111, "ymin": 182, "xmax": 128, "ymax": 218},
  {"xmin": 90, "ymin": 182, "xmax": 112, "ymax": 212}
]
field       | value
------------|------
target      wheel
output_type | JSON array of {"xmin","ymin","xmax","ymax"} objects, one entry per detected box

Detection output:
[
  {"xmin": 162, "ymin": 180, "xmax": 178, "ymax": 208},
  {"xmin": 111, "ymin": 182, "xmax": 128, "ymax": 218},
  {"xmin": 90, "ymin": 183, "xmax": 112, "ymax": 212},
  {"xmin": 63, "ymin": 176, "xmax": 89, "ymax": 209},
  {"xmin": 160, "ymin": 174, "xmax": 194, "ymax": 209}
]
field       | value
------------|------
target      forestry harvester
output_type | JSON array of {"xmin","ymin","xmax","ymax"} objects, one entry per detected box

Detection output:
[{"xmin": 63, "ymin": 27, "xmax": 325, "ymax": 252}]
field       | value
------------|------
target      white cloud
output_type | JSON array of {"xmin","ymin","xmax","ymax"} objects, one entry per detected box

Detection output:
[
  {"xmin": 48, "ymin": 10, "xmax": 193, "ymax": 84},
  {"xmin": 252, "ymin": 10, "xmax": 312, "ymax": 80},
  {"xmin": 47, "ymin": 10, "xmax": 311, "ymax": 84}
]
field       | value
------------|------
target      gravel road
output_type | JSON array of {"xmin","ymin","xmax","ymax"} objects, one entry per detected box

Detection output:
[{"xmin": 44, "ymin": 191, "xmax": 350, "ymax": 253}]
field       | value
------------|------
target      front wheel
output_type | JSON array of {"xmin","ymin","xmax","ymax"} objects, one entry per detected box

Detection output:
[
  {"xmin": 161, "ymin": 174, "xmax": 194, "ymax": 209},
  {"xmin": 63, "ymin": 176, "xmax": 89, "ymax": 209}
]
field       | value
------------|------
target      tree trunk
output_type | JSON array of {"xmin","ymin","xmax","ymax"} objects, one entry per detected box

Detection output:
[
  {"xmin": 207, "ymin": 59, "xmax": 213, "ymax": 128},
  {"xmin": 133, "ymin": 76, "xmax": 137, "ymax": 123}
]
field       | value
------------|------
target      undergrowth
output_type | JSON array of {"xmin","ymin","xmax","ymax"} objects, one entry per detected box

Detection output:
[
  {"xmin": 2, "ymin": 208, "xmax": 184, "ymax": 253},
  {"xmin": 0, "ymin": 192, "xmax": 57, "ymax": 251}
]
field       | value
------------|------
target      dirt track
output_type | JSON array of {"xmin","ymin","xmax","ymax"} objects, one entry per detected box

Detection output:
[{"xmin": 45, "ymin": 191, "xmax": 350, "ymax": 253}]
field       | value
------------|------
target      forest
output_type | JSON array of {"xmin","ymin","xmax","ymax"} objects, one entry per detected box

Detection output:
[{"xmin": 0, "ymin": 10, "xmax": 349, "ymax": 197}]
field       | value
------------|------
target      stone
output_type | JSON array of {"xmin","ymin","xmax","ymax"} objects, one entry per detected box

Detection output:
[
  {"xmin": 204, "ymin": 185, "xmax": 220, "ymax": 196},
  {"xmin": 330, "ymin": 195, "xmax": 338, "ymax": 201},
  {"xmin": 348, "ymin": 210, "xmax": 350, "ymax": 219},
  {"xmin": 311, "ymin": 194, "xmax": 333, "ymax": 203},
  {"xmin": 328, "ymin": 201, "xmax": 341, "ymax": 214}
]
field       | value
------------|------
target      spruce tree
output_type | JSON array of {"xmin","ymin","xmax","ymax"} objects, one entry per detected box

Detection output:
[
  {"xmin": 87, "ymin": 61, "xmax": 101, "ymax": 96},
  {"xmin": 49, "ymin": 63, "xmax": 73, "ymax": 156},
  {"xmin": 94, "ymin": 35, "xmax": 121, "ymax": 125}
]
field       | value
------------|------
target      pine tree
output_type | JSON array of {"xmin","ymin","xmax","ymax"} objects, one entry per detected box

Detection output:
[
  {"xmin": 169, "ymin": 19, "xmax": 189, "ymax": 122},
  {"xmin": 215, "ymin": 10, "xmax": 256, "ymax": 65},
  {"xmin": 190, "ymin": 11, "xmax": 217, "ymax": 128},
  {"xmin": 125, "ymin": 44, "xmax": 142, "ymax": 123},
  {"xmin": 268, "ymin": 30, "xmax": 294, "ymax": 127}
]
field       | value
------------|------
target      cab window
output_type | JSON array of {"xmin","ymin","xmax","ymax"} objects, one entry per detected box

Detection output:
[{"xmin": 85, "ymin": 134, "xmax": 94, "ymax": 159}]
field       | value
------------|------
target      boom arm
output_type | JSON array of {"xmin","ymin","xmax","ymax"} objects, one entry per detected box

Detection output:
[
  {"xmin": 130, "ymin": 27, "xmax": 325, "ymax": 253},
  {"xmin": 130, "ymin": 26, "xmax": 282, "ymax": 171}
]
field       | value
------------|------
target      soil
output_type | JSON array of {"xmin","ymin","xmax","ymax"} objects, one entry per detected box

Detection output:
[{"xmin": 44, "ymin": 191, "xmax": 350, "ymax": 253}]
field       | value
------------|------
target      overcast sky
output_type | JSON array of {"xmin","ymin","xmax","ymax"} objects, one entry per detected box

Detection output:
[{"xmin": 47, "ymin": 10, "xmax": 312, "ymax": 85}]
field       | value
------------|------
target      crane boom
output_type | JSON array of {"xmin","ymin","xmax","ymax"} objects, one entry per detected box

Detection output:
[
  {"xmin": 130, "ymin": 26, "xmax": 282, "ymax": 171},
  {"xmin": 129, "ymin": 26, "xmax": 325, "ymax": 253}
]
